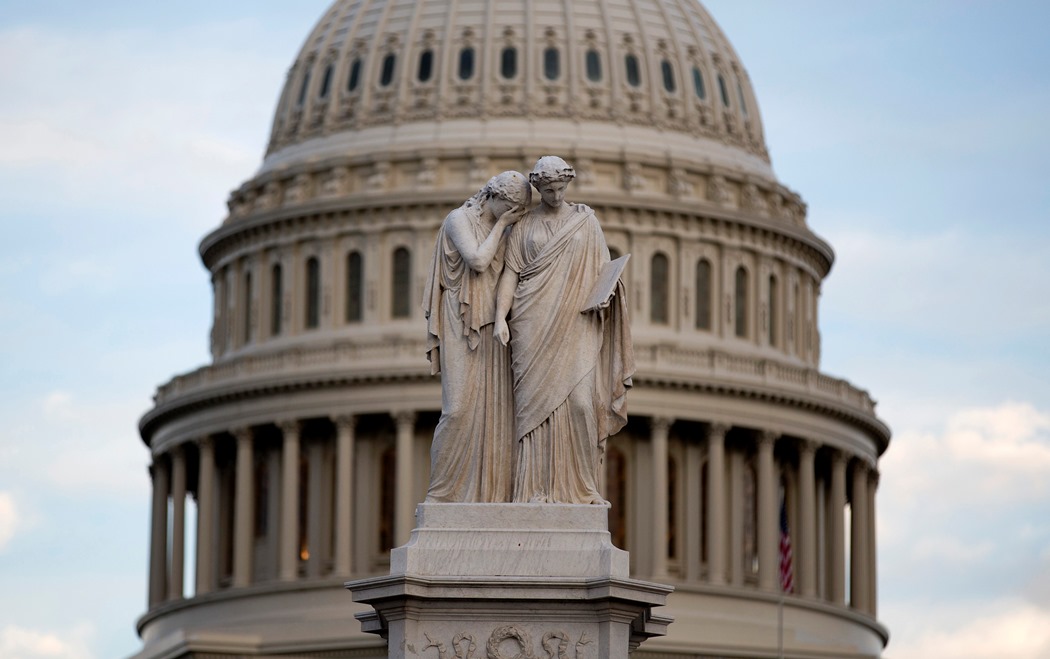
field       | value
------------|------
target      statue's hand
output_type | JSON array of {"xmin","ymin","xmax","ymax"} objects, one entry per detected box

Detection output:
[
  {"xmin": 499, "ymin": 204, "xmax": 525, "ymax": 226},
  {"xmin": 494, "ymin": 318, "xmax": 510, "ymax": 346}
]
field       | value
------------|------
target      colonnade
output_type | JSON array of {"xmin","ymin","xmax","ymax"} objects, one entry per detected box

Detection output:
[{"xmin": 146, "ymin": 412, "xmax": 879, "ymax": 618}]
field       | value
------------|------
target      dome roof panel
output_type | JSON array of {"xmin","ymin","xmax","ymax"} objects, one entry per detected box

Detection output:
[{"xmin": 264, "ymin": 0, "xmax": 770, "ymax": 177}]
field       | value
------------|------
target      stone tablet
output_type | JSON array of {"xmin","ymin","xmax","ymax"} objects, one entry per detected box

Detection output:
[{"xmin": 581, "ymin": 253, "xmax": 631, "ymax": 312}]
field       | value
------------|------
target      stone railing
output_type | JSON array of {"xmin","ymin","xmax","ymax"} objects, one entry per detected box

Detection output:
[{"xmin": 153, "ymin": 337, "xmax": 876, "ymax": 420}]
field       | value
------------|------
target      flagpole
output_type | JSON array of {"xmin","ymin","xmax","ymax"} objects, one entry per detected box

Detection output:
[{"xmin": 777, "ymin": 591, "xmax": 784, "ymax": 659}]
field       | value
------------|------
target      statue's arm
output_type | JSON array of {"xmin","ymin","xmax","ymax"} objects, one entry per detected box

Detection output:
[
  {"xmin": 447, "ymin": 207, "xmax": 522, "ymax": 272},
  {"xmin": 493, "ymin": 267, "xmax": 519, "ymax": 346}
]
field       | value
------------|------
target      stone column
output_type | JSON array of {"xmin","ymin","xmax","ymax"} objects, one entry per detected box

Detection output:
[
  {"xmin": 850, "ymin": 461, "xmax": 870, "ymax": 612},
  {"xmin": 828, "ymin": 450, "xmax": 847, "ymax": 604},
  {"xmin": 334, "ymin": 415, "xmax": 356, "ymax": 575},
  {"xmin": 728, "ymin": 450, "xmax": 745, "ymax": 586},
  {"xmin": 233, "ymin": 427, "xmax": 254, "ymax": 588},
  {"xmin": 196, "ymin": 437, "xmax": 216, "ymax": 595},
  {"xmin": 756, "ymin": 431, "xmax": 778, "ymax": 591},
  {"xmin": 650, "ymin": 417, "xmax": 672, "ymax": 579},
  {"xmin": 169, "ymin": 447, "xmax": 186, "ymax": 600},
  {"xmin": 394, "ymin": 412, "xmax": 417, "ymax": 547},
  {"xmin": 798, "ymin": 439, "xmax": 817, "ymax": 598},
  {"xmin": 279, "ymin": 420, "xmax": 301, "ymax": 582},
  {"xmin": 705, "ymin": 423, "xmax": 728, "ymax": 585},
  {"xmin": 868, "ymin": 469, "xmax": 879, "ymax": 616},
  {"xmin": 148, "ymin": 458, "xmax": 169, "ymax": 608}
]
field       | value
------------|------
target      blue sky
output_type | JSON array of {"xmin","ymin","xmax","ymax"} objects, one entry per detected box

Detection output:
[{"xmin": 1, "ymin": 2, "xmax": 1049, "ymax": 658}]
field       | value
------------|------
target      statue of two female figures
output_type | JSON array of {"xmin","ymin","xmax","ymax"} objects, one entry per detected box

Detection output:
[{"xmin": 423, "ymin": 157, "xmax": 634, "ymax": 505}]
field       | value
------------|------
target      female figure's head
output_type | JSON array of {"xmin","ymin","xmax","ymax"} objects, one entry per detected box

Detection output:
[
  {"xmin": 529, "ymin": 156, "xmax": 575, "ymax": 210},
  {"xmin": 484, "ymin": 170, "xmax": 531, "ymax": 213}
]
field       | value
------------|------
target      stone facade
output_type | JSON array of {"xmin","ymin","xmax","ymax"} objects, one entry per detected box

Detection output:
[{"xmin": 135, "ymin": 2, "xmax": 890, "ymax": 658}]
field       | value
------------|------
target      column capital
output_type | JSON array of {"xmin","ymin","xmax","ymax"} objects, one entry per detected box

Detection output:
[
  {"xmin": 707, "ymin": 422, "xmax": 730, "ymax": 441},
  {"xmin": 278, "ymin": 419, "xmax": 301, "ymax": 436},
  {"xmin": 829, "ymin": 446, "xmax": 849, "ymax": 466},
  {"xmin": 797, "ymin": 438, "xmax": 818, "ymax": 456},
  {"xmin": 650, "ymin": 416, "xmax": 674, "ymax": 433},
  {"xmin": 757, "ymin": 429, "xmax": 779, "ymax": 448},
  {"xmin": 231, "ymin": 426, "xmax": 253, "ymax": 443},
  {"xmin": 333, "ymin": 414, "xmax": 357, "ymax": 432},
  {"xmin": 196, "ymin": 435, "xmax": 215, "ymax": 450},
  {"xmin": 868, "ymin": 468, "xmax": 881, "ymax": 488},
  {"xmin": 392, "ymin": 410, "xmax": 416, "ymax": 428}
]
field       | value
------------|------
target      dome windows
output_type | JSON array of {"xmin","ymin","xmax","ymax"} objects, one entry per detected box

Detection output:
[
  {"xmin": 660, "ymin": 60, "xmax": 676, "ymax": 93},
  {"xmin": 458, "ymin": 47, "xmax": 475, "ymax": 80},
  {"xmin": 718, "ymin": 73, "xmax": 730, "ymax": 108},
  {"xmin": 417, "ymin": 49, "xmax": 434, "ymax": 83},
  {"xmin": 737, "ymin": 80, "xmax": 749, "ymax": 117},
  {"xmin": 734, "ymin": 266, "xmax": 749, "ymax": 338},
  {"xmin": 692, "ymin": 67, "xmax": 707, "ymax": 100},
  {"xmin": 543, "ymin": 47, "xmax": 561, "ymax": 81},
  {"xmin": 650, "ymin": 252, "xmax": 670, "ymax": 325},
  {"xmin": 305, "ymin": 257, "xmax": 321, "ymax": 329},
  {"xmin": 379, "ymin": 53, "xmax": 396, "ymax": 87},
  {"xmin": 585, "ymin": 49, "xmax": 602, "ymax": 82},
  {"xmin": 318, "ymin": 63, "xmax": 333, "ymax": 99},
  {"xmin": 346, "ymin": 251, "xmax": 363, "ymax": 323},
  {"xmin": 695, "ymin": 258, "xmax": 712, "ymax": 330},
  {"xmin": 297, "ymin": 71, "xmax": 311, "ymax": 106},
  {"xmin": 625, "ymin": 54, "xmax": 642, "ymax": 87},
  {"xmin": 768, "ymin": 274, "xmax": 778, "ymax": 346},
  {"xmin": 392, "ymin": 247, "xmax": 411, "ymax": 319},
  {"xmin": 346, "ymin": 58, "xmax": 362, "ymax": 92},
  {"xmin": 270, "ymin": 263, "xmax": 283, "ymax": 336},
  {"xmin": 501, "ymin": 46, "xmax": 517, "ymax": 79}
]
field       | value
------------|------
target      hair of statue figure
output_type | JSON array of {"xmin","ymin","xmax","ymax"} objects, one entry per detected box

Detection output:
[{"xmin": 529, "ymin": 155, "xmax": 576, "ymax": 186}]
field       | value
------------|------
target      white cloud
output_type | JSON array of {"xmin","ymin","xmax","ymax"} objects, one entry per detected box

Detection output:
[
  {"xmin": 0, "ymin": 624, "xmax": 94, "ymax": 659},
  {"xmin": 885, "ymin": 599, "xmax": 1050, "ymax": 659},
  {"xmin": 882, "ymin": 401, "xmax": 1050, "ymax": 508},
  {"xmin": 2, "ymin": 391, "xmax": 150, "ymax": 500},
  {"xmin": 0, "ymin": 492, "xmax": 19, "ymax": 551}
]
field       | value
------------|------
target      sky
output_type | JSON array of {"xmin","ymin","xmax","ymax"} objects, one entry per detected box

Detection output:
[{"xmin": 0, "ymin": 1, "xmax": 1048, "ymax": 658}]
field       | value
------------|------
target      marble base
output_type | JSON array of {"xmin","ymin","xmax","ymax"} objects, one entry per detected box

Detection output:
[{"xmin": 348, "ymin": 503, "xmax": 672, "ymax": 659}]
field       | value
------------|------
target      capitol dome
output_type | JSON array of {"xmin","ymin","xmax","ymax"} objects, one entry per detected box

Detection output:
[{"xmin": 137, "ymin": 1, "xmax": 890, "ymax": 658}]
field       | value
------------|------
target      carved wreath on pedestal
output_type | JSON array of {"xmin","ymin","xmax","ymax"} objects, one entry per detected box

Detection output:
[{"xmin": 423, "ymin": 626, "xmax": 593, "ymax": 659}]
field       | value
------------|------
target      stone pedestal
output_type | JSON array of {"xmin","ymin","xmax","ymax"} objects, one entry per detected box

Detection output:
[{"xmin": 348, "ymin": 503, "xmax": 672, "ymax": 658}]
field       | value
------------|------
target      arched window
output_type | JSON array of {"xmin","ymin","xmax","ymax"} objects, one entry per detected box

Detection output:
[
  {"xmin": 650, "ymin": 252, "xmax": 669, "ymax": 325},
  {"xmin": 378, "ymin": 447, "xmax": 396, "ymax": 551},
  {"xmin": 379, "ymin": 53, "xmax": 396, "ymax": 87},
  {"xmin": 543, "ymin": 47, "xmax": 560, "ymax": 80},
  {"xmin": 768, "ymin": 274, "xmax": 778, "ymax": 347},
  {"xmin": 692, "ymin": 67, "xmax": 707, "ymax": 100},
  {"xmin": 737, "ymin": 81, "xmax": 749, "ymax": 117},
  {"xmin": 346, "ymin": 251, "xmax": 363, "ymax": 323},
  {"xmin": 606, "ymin": 446, "xmax": 627, "ymax": 549},
  {"xmin": 243, "ymin": 271, "xmax": 253, "ymax": 343},
  {"xmin": 305, "ymin": 257, "xmax": 321, "ymax": 329},
  {"xmin": 734, "ymin": 266, "xmax": 748, "ymax": 338},
  {"xmin": 458, "ymin": 47, "xmax": 475, "ymax": 80},
  {"xmin": 500, "ymin": 46, "xmax": 517, "ymax": 79},
  {"xmin": 585, "ymin": 49, "xmax": 602, "ymax": 82},
  {"xmin": 347, "ymin": 58, "xmax": 362, "ymax": 92},
  {"xmin": 417, "ymin": 49, "xmax": 434, "ymax": 82},
  {"xmin": 270, "ymin": 263, "xmax": 283, "ymax": 336},
  {"xmin": 695, "ymin": 258, "xmax": 712, "ymax": 331},
  {"xmin": 661, "ymin": 60, "xmax": 676, "ymax": 93},
  {"xmin": 625, "ymin": 54, "xmax": 641, "ymax": 87},
  {"xmin": 392, "ymin": 247, "xmax": 411, "ymax": 319},
  {"xmin": 318, "ymin": 63, "xmax": 333, "ymax": 99},
  {"xmin": 297, "ymin": 71, "xmax": 311, "ymax": 106},
  {"xmin": 718, "ymin": 73, "xmax": 730, "ymax": 107}
]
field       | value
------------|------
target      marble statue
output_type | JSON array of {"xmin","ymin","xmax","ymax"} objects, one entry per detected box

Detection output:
[
  {"xmin": 423, "ymin": 171, "xmax": 532, "ymax": 503},
  {"xmin": 494, "ymin": 156, "xmax": 635, "ymax": 504}
]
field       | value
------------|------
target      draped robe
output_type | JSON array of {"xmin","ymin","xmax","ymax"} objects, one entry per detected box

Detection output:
[
  {"xmin": 422, "ymin": 205, "xmax": 514, "ymax": 503},
  {"xmin": 504, "ymin": 204, "xmax": 634, "ymax": 504}
]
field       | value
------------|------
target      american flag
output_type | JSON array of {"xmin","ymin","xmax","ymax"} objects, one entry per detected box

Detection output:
[{"xmin": 779, "ymin": 495, "xmax": 794, "ymax": 593}]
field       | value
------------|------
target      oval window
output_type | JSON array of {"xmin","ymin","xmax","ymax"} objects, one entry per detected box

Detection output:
[
  {"xmin": 458, "ymin": 47, "xmax": 475, "ymax": 80},
  {"xmin": 319, "ymin": 63, "xmax": 333, "ymax": 99},
  {"xmin": 718, "ymin": 73, "xmax": 730, "ymax": 107},
  {"xmin": 544, "ymin": 47, "xmax": 560, "ymax": 80},
  {"xmin": 418, "ymin": 50, "xmax": 434, "ymax": 82},
  {"xmin": 625, "ymin": 54, "xmax": 641, "ymax": 87},
  {"xmin": 585, "ymin": 49, "xmax": 602, "ymax": 82},
  {"xmin": 661, "ymin": 60, "xmax": 676, "ymax": 93},
  {"xmin": 347, "ymin": 58, "xmax": 362, "ymax": 92},
  {"xmin": 380, "ymin": 53, "xmax": 396, "ymax": 87},
  {"xmin": 692, "ymin": 67, "xmax": 706, "ymax": 100},
  {"xmin": 501, "ymin": 46, "xmax": 517, "ymax": 79}
]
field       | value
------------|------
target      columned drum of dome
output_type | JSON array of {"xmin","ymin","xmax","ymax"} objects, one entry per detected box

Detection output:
[{"xmin": 135, "ymin": 2, "xmax": 891, "ymax": 658}]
